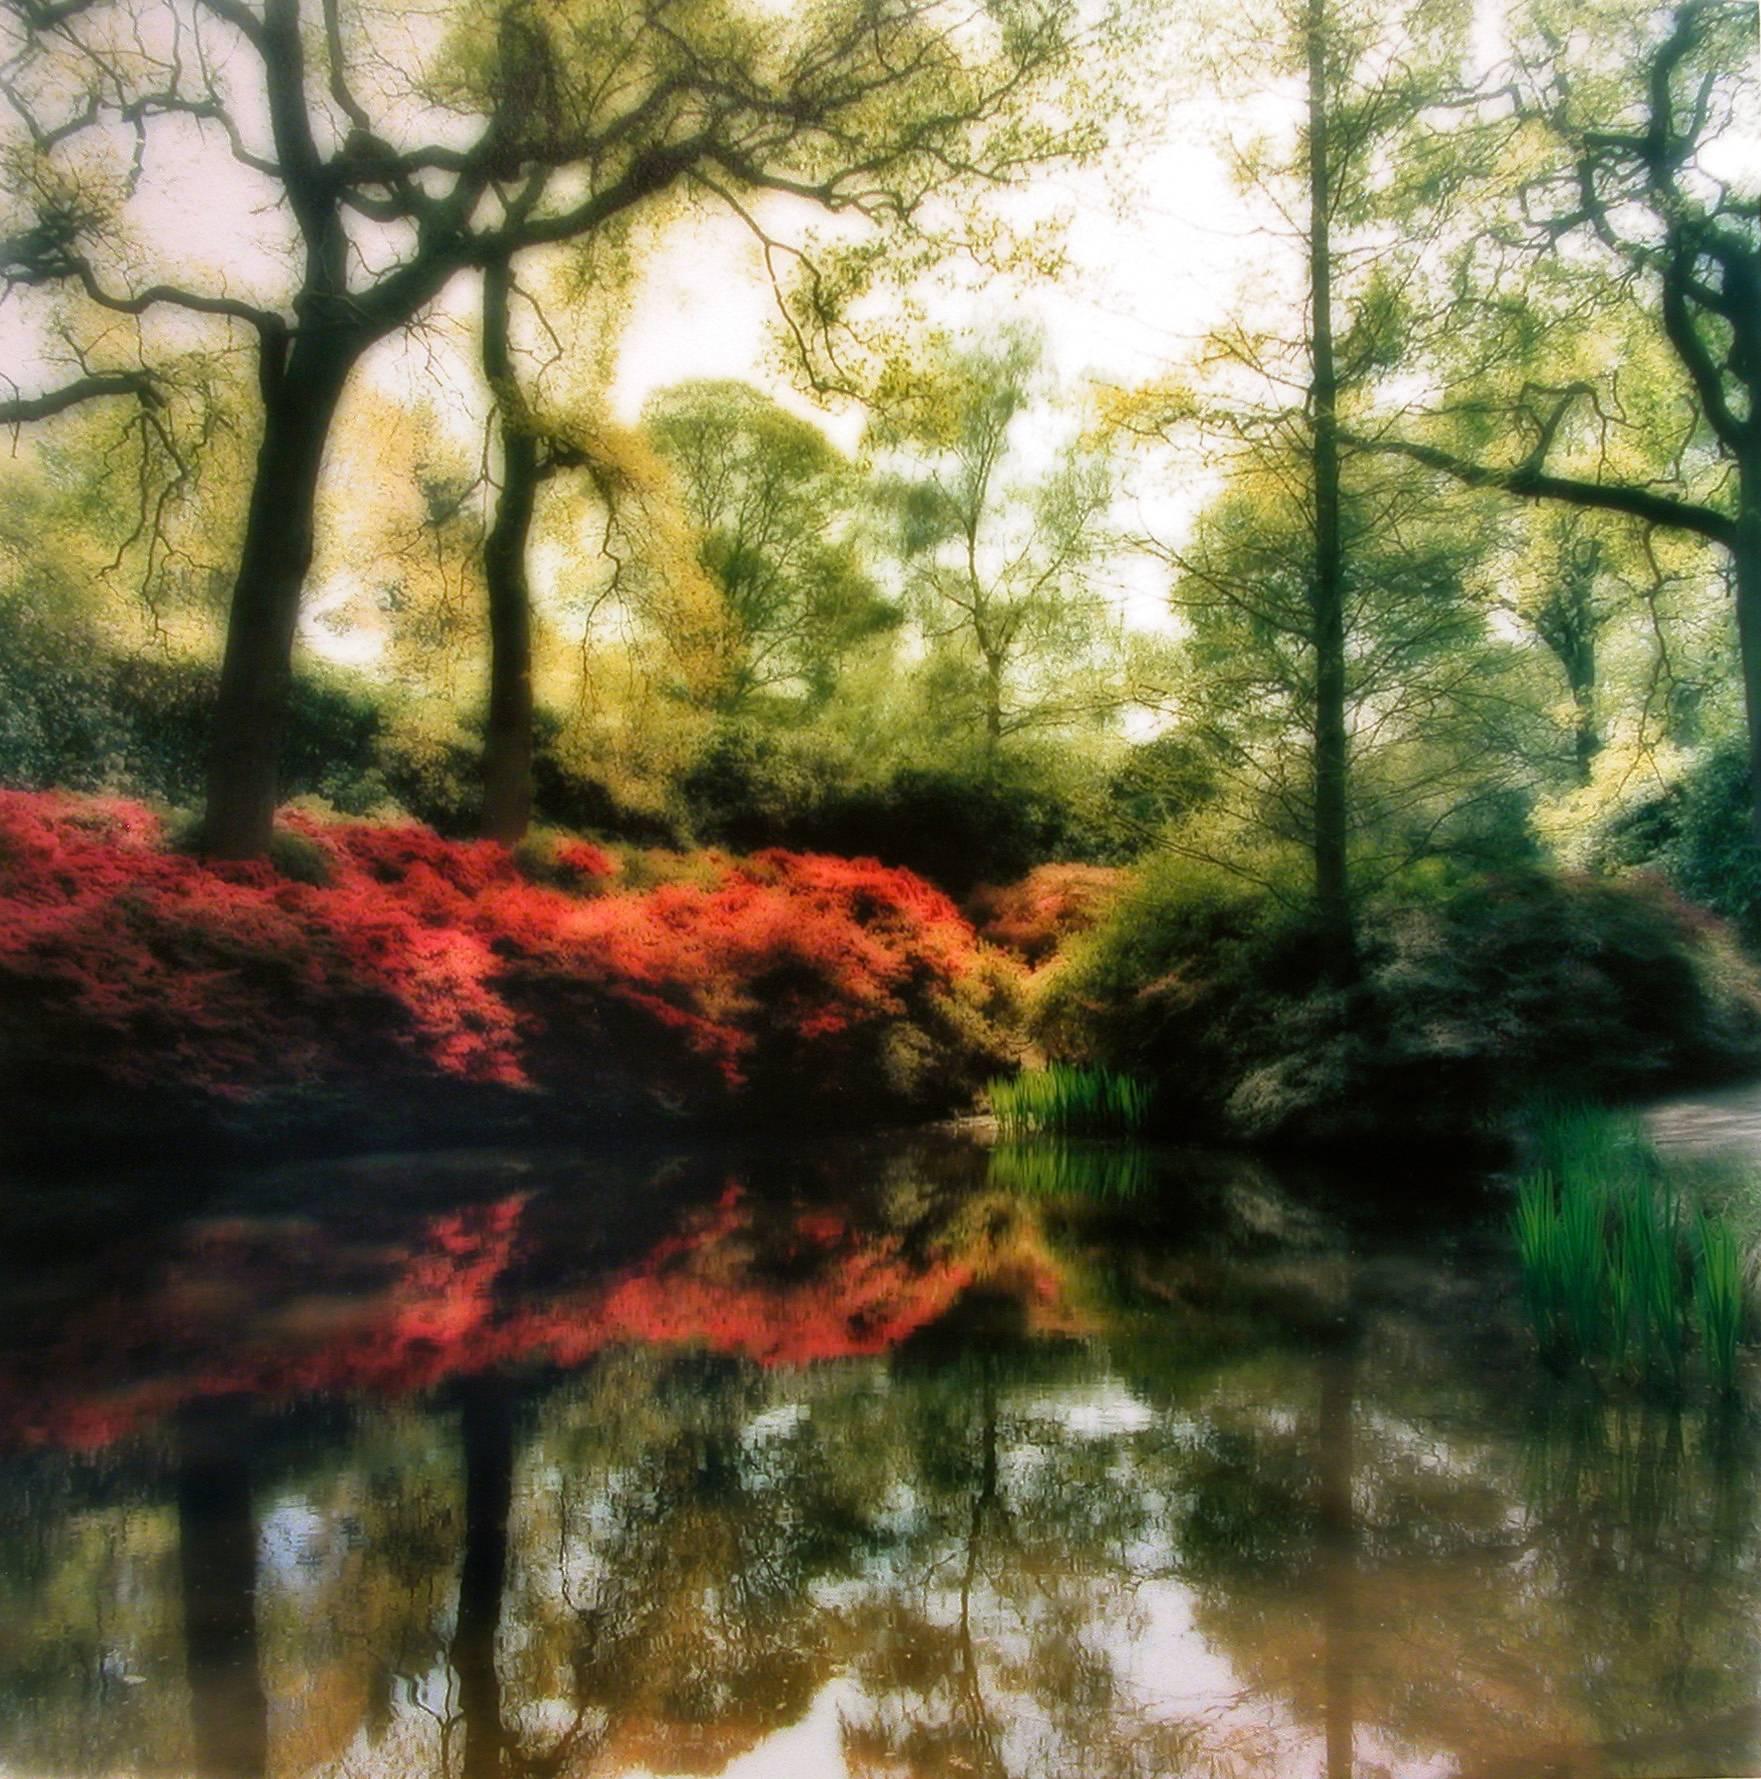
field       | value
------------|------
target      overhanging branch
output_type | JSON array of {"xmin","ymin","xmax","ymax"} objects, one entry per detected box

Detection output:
[
  {"xmin": 0, "ymin": 368, "xmax": 159, "ymax": 425},
  {"xmin": 1346, "ymin": 429, "xmax": 1737, "ymax": 549}
]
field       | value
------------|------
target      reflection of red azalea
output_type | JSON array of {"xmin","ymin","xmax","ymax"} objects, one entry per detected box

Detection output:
[{"xmin": 0, "ymin": 1186, "xmax": 985, "ymax": 1452}]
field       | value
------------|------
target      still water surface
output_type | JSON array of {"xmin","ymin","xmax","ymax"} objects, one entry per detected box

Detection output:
[{"xmin": 0, "ymin": 1132, "xmax": 1757, "ymax": 1779}]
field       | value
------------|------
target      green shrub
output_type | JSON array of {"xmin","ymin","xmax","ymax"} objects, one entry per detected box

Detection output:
[
  {"xmin": 512, "ymin": 826, "xmax": 617, "ymax": 895},
  {"xmin": 165, "ymin": 807, "xmax": 335, "ymax": 885},
  {"xmin": 266, "ymin": 825, "xmax": 334, "ymax": 887},
  {"xmin": 1666, "ymin": 738, "xmax": 1761, "ymax": 947},
  {"xmin": 1038, "ymin": 860, "xmax": 1761, "ymax": 1150},
  {"xmin": 1583, "ymin": 735, "xmax": 1761, "ymax": 950},
  {"xmin": 532, "ymin": 707, "xmax": 683, "ymax": 845},
  {"xmin": 796, "ymin": 762, "xmax": 1101, "ymax": 892},
  {"xmin": 677, "ymin": 730, "xmax": 1118, "ymax": 894},
  {"xmin": 678, "ymin": 720, "xmax": 850, "ymax": 848}
]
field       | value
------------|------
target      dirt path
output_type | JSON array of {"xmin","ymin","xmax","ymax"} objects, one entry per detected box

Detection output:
[{"xmin": 1645, "ymin": 1077, "xmax": 1761, "ymax": 1160}]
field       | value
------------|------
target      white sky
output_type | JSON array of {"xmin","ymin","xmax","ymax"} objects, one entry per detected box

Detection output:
[
  {"xmin": 5, "ymin": 0, "xmax": 1755, "ymax": 665},
  {"xmin": 0, "ymin": 4, "xmax": 1272, "ymax": 663}
]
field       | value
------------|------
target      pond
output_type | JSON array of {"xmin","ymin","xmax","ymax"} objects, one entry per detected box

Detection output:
[{"xmin": 0, "ymin": 1129, "xmax": 1756, "ymax": 1779}]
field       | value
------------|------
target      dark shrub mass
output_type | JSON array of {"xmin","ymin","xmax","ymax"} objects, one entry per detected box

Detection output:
[{"xmin": 1036, "ymin": 859, "xmax": 1761, "ymax": 1151}]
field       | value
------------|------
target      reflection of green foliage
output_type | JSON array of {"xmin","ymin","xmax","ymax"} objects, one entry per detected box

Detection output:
[{"xmin": 986, "ymin": 1141, "xmax": 1151, "ymax": 1202}]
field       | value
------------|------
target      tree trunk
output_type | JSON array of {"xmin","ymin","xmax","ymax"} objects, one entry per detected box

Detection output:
[
  {"xmin": 1569, "ymin": 651, "xmax": 1599, "ymax": 784},
  {"xmin": 1736, "ymin": 464, "xmax": 1761, "ymax": 850},
  {"xmin": 983, "ymin": 676, "xmax": 1003, "ymax": 756},
  {"xmin": 479, "ymin": 257, "xmax": 540, "ymax": 845},
  {"xmin": 1306, "ymin": 0, "xmax": 1352, "ymax": 965},
  {"xmin": 1534, "ymin": 536, "xmax": 1602, "ymax": 784},
  {"xmin": 202, "ymin": 338, "xmax": 353, "ymax": 859}
]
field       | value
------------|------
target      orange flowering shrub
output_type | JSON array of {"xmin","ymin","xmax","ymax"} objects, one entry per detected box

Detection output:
[
  {"xmin": 0, "ymin": 792, "xmax": 1018, "ymax": 1149},
  {"xmin": 965, "ymin": 863, "xmax": 1126, "ymax": 966}
]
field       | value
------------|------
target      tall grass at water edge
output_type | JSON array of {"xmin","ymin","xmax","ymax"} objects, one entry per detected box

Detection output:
[
  {"xmin": 987, "ymin": 1065, "xmax": 1154, "ymax": 1138},
  {"xmin": 1513, "ymin": 1102, "xmax": 1751, "ymax": 1395}
]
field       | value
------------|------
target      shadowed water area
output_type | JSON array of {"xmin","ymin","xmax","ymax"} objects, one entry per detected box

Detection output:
[{"xmin": 1, "ymin": 1127, "xmax": 1758, "ymax": 1779}]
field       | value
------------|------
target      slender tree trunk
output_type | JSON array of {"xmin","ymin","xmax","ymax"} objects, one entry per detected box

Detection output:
[
  {"xmin": 1736, "ymin": 464, "xmax": 1761, "ymax": 851},
  {"xmin": 1534, "ymin": 538, "xmax": 1602, "ymax": 784},
  {"xmin": 454, "ymin": 1377, "xmax": 514, "ymax": 1779},
  {"xmin": 177, "ymin": 1404, "xmax": 268, "ymax": 1779},
  {"xmin": 1569, "ymin": 646, "xmax": 1599, "ymax": 785},
  {"xmin": 479, "ymin": 256, "xmax": 540, "ymax": 845},
  {"xmin": 978, "ymin": 632, "xmax": 1005, "ymax": 774},
  {"xmin": 1306, "ymin": 0, "xmax": 1352, "ymax": 964},
  {"xmin": 202, "ymin": 337, "xmax": 354, "ymax": 859}
]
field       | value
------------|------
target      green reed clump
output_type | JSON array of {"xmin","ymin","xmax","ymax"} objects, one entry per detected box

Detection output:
[
  {"xmin": 1696, "ymin": 1211, "xmax": 1746, "ymax": 1395},
  {"xmin": 987, "ymin": 1065, "xmax": 1154, "ymax": 1138},
  {"xmin": 1529, "ymin": 1097, "xmax": 1649, "ymax": 1193},
  {"xmin": 1514, "ymin": 1171, "xmax": 1608, "ymax": 1365},
  {"xmin": 1512, "ymin": 1102, "xmax": 1751, "ymax": 1395},
  {"xmin": 1621, "ymin": 1176, "xmax": 1687, "ymax": 1380},
  {"xmin": 987, "ymin": 1141, "xmax": 1152, "ymax": 1201}
]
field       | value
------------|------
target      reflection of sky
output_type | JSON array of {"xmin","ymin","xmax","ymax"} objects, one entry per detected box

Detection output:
[
  {"xmin": 258, "ymin": 1495, "xmax": 340, "ymax": 1591},
  {"xmin": 620, "ymin": 1677, "xmax": 861, "ymax": 1779},
  {"xmin": 1014, "ymin": 1376, "xmax": 1157, "ymax": 1439}
]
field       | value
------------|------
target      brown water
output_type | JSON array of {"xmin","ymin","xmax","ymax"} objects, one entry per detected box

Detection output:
[{"xmin": 0, "ymin": 1131, "xmax": 1756, "ymax": 1779}]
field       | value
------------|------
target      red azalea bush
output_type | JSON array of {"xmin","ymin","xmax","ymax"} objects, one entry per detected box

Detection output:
[
  {"xmin": 0, "ymin": 791, "xmax": 1019, "ymax": 1150},
  {"xmin": 965, "ymin": 863, "xmax": 1126, "ymax": 966}
]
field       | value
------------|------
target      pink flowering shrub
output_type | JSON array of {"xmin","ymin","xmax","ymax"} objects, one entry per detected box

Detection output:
[{"xmin": 966, "ymin": 863, "xmax": 1126, "ymax": 966}]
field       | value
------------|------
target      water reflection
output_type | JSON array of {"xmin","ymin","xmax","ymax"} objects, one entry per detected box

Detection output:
[
  {"xmin": 0, "ymin": 1138, "xmax": 1756, "ymax": 1779},
  {"xmin": 177, "ymin": 1403, "xmax": 268, "ymax": 1779}
]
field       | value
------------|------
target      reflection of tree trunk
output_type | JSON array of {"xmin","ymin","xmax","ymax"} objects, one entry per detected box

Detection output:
[
  {"xmin": 176, "ymin": 1404, "xmax": 268, "ymax": 1779},
  {"xmin": 1318, "ymin": 1332, "xmax": 1357, "ymax": 1779},
  {"xmin": 955, "ymin": 1361, "xmax": 1006, "ymax": 1779},
  {"xmin": 454, "ymin": 1378, "xmax": 515, "ymax": 1779}
]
